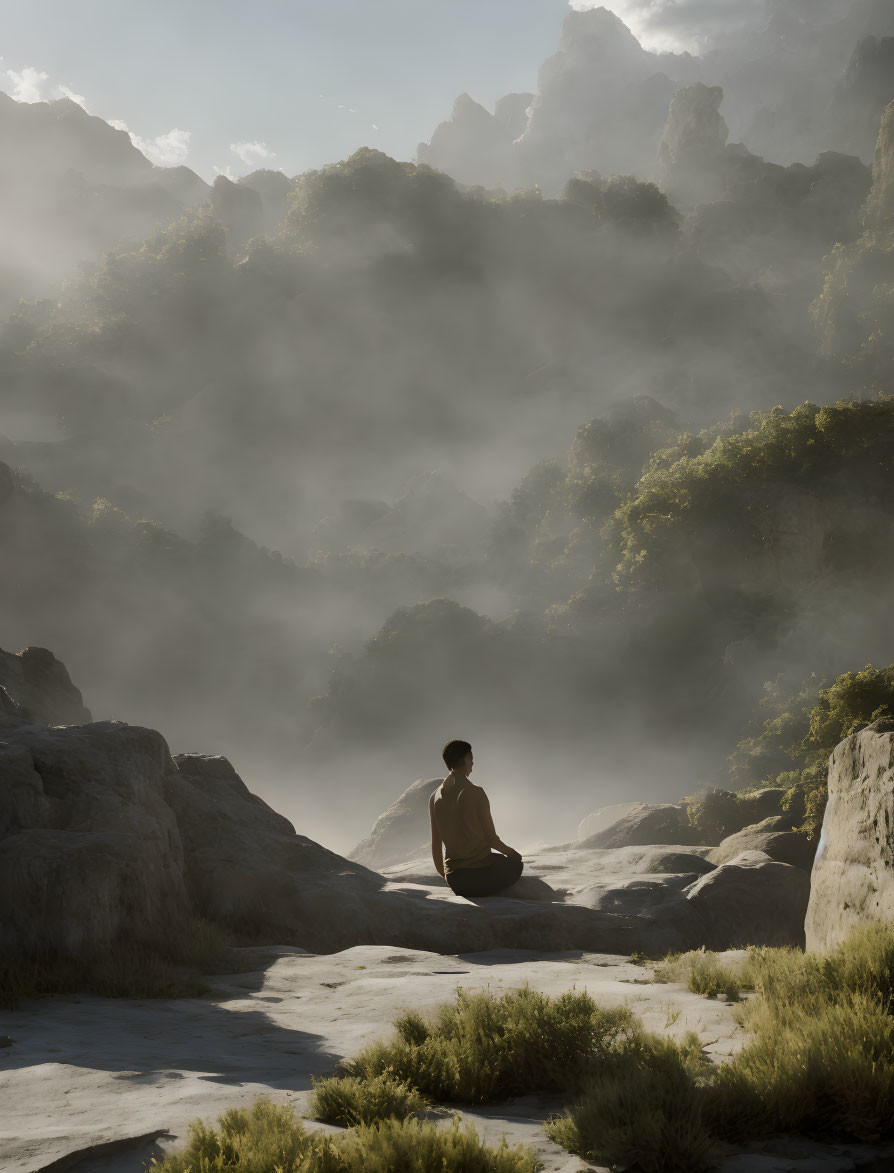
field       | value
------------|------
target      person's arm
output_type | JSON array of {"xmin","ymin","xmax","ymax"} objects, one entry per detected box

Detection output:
[
  {"xmin": 429, "ymin": 793, "xmax": 445, "ymax": 878},
  {"xmin": 478, "ymin": 789, "xmax": 521, "ymax": 860}
]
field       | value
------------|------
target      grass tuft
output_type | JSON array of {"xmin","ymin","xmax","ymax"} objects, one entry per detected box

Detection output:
[
  {"xmin": 310, "ymin": 1072, "xmax": 429, "ymax": 1126},
  {"xmin": 652, "ymin": 948, "xmax": 745, "ymax": 1002},
  {"xmin": 149, "ymin": 1096, "xmax": 540, "ymax": 1172},
  {"xmin": 340, "ymin": 985, "xmax": 637, "ymax": 1103},
  {"xmin": 546, "ymin": 1033, "xmax": 718, "ymax": 1173}
]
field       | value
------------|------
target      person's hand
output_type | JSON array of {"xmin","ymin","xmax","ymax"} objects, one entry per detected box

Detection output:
[{"xmin": 505, "ymin": 847, "xmax": 522, "ymax": 862}]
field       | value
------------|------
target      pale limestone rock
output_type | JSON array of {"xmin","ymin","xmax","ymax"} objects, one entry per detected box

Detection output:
[
  {"xmin": 685, "ymin": 849, "xmax": 811, "ymax": 949},
  {"xmin": 576, "ymin": 801, "xmax": 641, "ymax": 841},
  {"xmin": 805, "ymin": 718, "xmax": 894, "ymax": 952},
  {"xmin": 710, "ymin": 817, "xmax": 816, "ymax": 871},
  {"xmin": 579, "ymin": 801, "xmax": 702, "ymax": 849},
  {"xmin": 349, "ymin": 776, "xmax": 443, "ymax": 868},
  {"xmin": 0, "ymin": 722, "xmax": 190, "ymax": 955}
]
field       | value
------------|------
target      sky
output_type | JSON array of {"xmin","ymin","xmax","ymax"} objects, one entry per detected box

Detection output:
[
  {"xmin": 0, "ymin": 0, "xmax": 755, "ymax": 182},
  {"xmin": 0, "ymin": 0, "xmax": 579, "ymax": 181}
]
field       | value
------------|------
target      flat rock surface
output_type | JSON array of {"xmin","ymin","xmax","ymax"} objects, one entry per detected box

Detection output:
[
  {"xmin": 4, "ymin": 946, "xmax": 893, "ymax": 1173},
  {"xmin": 1, "ymin": 945, "xmax": 744, "ymax": 1173}
]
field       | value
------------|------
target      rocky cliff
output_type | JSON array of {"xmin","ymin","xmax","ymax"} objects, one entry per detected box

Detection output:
[
  {"xmin": 657, "ymin": 83, "xmax": 729, "ymax": 208},
  {"xmin": 805, "ymin": 717, "xmax": 894, "ymax": 952},
  {"xmin": 866, "ymin": 99, "xmax": 894, "ymax": 228},
  {"xmin": 418, "ymin": 8, "xmax": 700, "ymax": 196}
]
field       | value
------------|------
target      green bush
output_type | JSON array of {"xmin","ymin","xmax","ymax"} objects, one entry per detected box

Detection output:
[
  {"xmin": 553, "ymin": 925, "xmax": 894, "ymax": 1165},
  {"xmin": 340, "ymin": 986, "xmax": 637, "ymax": 1102},
  {"xmin": 310, "ymin": 1073, "xmax": 429, "ymax": 1126},
  {"xmin": 149, "ymin": 1097, "xmax": 539, "ymax": 1173},
  {"xmin": 709, "ymin": 995, "xmax": 894, "ymax": 1143},
  {"xmin": 729, "ymin": 663, "xmax": 894, "ymax": 835},
  {"xmin": 545, "ymin": 1032, "xmax": 717, "ymax": 1173},
  {"xmin": 653, "ymin": 948, "xmax": 745, "ymax": 1002}
]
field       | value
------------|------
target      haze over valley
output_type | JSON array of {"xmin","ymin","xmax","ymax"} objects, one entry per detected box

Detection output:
[{"xmin": 2, "ymin": 0, "xmax": 894, "ymax": 851}]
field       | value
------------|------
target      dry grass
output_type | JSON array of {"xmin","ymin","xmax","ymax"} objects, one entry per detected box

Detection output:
[
  {"xmin": 545, "ymin": 1031, "xmax": 718, "ymax": 1173},
  {"xmin": 0, "ymin": 913, "xmax": 236, "ymax": 1009},
  {"xmin": 310, "ymin": 1073, "xmax": 429, "ymax": 1126},
  {"xmin": 149, "ymin": 1096, "xmax": 540, "ymax": 1172},
  {"xmin": 340, "ymin": 985, "xmax": 637, "ymax": 1103},
  {"xmin": 652, "ymin": 947, "xmax": 746, "ymax": 1002}
]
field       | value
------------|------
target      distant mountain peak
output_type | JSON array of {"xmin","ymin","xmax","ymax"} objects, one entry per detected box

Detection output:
[{"xmin": 558, "ymin": 6, "xmax": 644, "ymax": 55}]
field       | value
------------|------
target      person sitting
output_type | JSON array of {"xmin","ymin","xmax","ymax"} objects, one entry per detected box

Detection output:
[{"xmin": 429, "ymin": 738, "xmax": 523, "ymax": 898}]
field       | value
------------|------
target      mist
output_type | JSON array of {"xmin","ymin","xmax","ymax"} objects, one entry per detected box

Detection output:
[{"xmin": 1, "ymin": 1, "xmax": 893, "ymax": 855}]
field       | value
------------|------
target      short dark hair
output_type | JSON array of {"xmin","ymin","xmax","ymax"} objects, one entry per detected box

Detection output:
[{"xmin": 442, "ymin": 739, "xmax": 472, "ymax": 769}]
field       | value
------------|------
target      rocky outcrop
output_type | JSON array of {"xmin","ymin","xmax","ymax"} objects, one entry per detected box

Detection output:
[
  {"xmin": 0, "ymin": 717, "xmax": 387, "ymax": 956},
  {"xmin": 685, "ymin": 850, "xmax": 811, "ymax": 949},
  {"xmin": 837, "ymin": 39, "xmax": 894, "ymax": 162},
  {"xmin": 579, "ymin": 802, "xmax": 703, "ymax": 849},
  {"xmin": 657, "ymin": 83, "xmax": 729, "ymax": 208},
  {"xmin": 1, "ymin": 643, "xmax": 819, "ymax": 962},
  {"xmin": 494, "ymin": 93, "xmax": 534, "ymax": 142},
  {"xmin": 709, "ymin": 817, "xmax": 816, "ymax": 871},
  {"xmin": 417, "ymin": 8, "xmax": 700, "ymax": 196},
  {"xmin": 0, "ymin": 645, "xmax": 91, "ymax": 727},
  {"xmin": 865, "ymin": 99, "xmax": 894, "ymax": 229},
  {"xmin": 805, "ymin": 718, "xmax": 894, "ymax": 952},
  {"xmin": 417, "ymin": 94, "xmax": 516, "ymax": 191},
  {"xmin": 209, "ymin": 174, "xmax": 263, "ymax": 248},
  {"xmin": 238, "ymin": 168, "xmax": 293, "ymax": 235},
  {"xmin": 349, "ymin": 776, "xmax": 443, "ymax": 868},
  {"xmin": 577, "ymin": 803, "xmax": 646, "ymax": 841}
]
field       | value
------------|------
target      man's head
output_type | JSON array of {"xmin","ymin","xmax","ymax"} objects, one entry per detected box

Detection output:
[{"xmin": 442, "ymin": 739, "xmax": 473, "ymax": 777}]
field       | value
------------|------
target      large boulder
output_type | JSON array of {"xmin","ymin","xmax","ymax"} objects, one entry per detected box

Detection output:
[
  {"xmin": 710, "ymin": 817, "xmax": 816, "ymax": 871},
  {"xmin": 685, "ymin": 850, "xmax": 811, "ymax": 949},
  {"xmin": 0, "ymin": 722, "xmax": 190, "ymax": 955},
  {"xmin": 579, "ymin": 802, "xmax": 703, "ymax": 849},
  {"xmin": 805, "ymin": 718, "xmax": 894, "ymax": 952},
  {"xmin": 168, "ymin": 752, "xmax": 382, "ymax": 939},
  {"xmin": 0, "ymin": 719, "xmax": 390, "ymax": 956},
  {"xmin": 349, "ymin": 776, "xmax": 443, "ymax": 868},
  {"xmin": 577, "ymin": 802, "xmax": 642, "ymax": 841},
  {"xmin": 738, "ymin": 787, "xmax": 790, "ymax": 826}
]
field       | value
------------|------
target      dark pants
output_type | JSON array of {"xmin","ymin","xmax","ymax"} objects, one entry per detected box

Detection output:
[{"xmin": 446, "ymin": 852, "xmax": 524, "ymax": 898}]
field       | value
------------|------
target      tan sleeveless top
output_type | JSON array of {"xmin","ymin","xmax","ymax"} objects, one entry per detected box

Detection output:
[{"xmin": 433, "ymin": 776, "xmax": 492, "ymax": 873}]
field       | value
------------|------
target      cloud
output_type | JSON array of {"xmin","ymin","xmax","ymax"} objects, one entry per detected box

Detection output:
[
  {"xmin": 108, "ymin": 120, "xmax": 192, "ymax": 167},
  {"xmin": 212, "ymin": 163, "xmax": 238, "ymax": 180},
  {"xmin": 229, "ymin": 140, "xmax": 276, "ymax": 165},
  {"xmin": 6, "ymin": 65, "xmax": 86, "ymax": 106},
  {"xmin": 568, "ymin": 0, "xmax": 764, "ymax": 53}
]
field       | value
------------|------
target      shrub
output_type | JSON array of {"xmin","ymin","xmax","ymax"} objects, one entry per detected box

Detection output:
[
  {"xmin": 310, "ymin": 1073, "xmax": 429, "ymax": 1126},
  {"xmin": 545, "ymin": 1032, "xmax": 717, "ymax": 1173},
  {"xmin": 709, "ymin": 995, "xmax": 894, "ymax": 1143},
  {"xmin": 729, "ymin": 663, "xmax": 894, "ymax": 836},
  {"xmin": 340, "ymin": 986, "xmax": 637, "ymax": 1102},
  {"xmin": 149, "ymin": 1096, "xmax": 539, "ymax": 1173},
  {"xmin": 653, "ymin": 948, "xmax": 745, "ymax": 1002}
]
